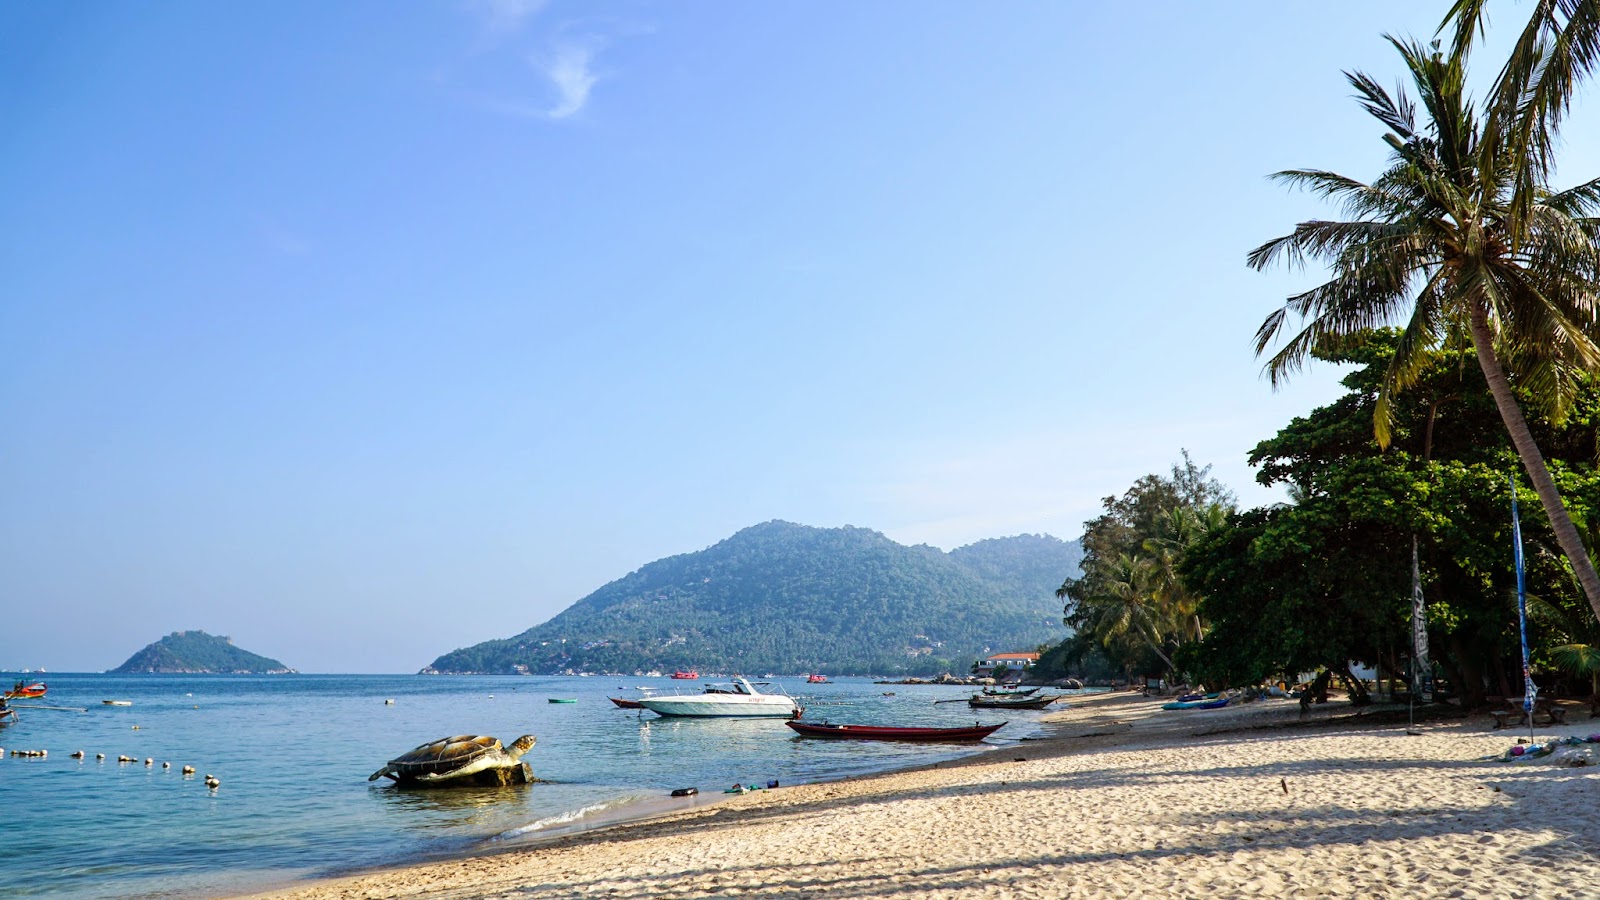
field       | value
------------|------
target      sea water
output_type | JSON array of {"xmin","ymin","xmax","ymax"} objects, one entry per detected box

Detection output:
[{"xmin": 0, "ymin": 674, "xmax": 1078, "ymax": 898}]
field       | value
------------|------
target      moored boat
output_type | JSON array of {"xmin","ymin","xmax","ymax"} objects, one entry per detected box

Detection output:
[
  {"xmin": 806, "ymin": 674, "xmax": 829, "ymax": 683},
  {"xmin": 638, "ymin": 676, "xmax": 799, "ymax": 718},
  {"xmin": 548, "ymin": 698, "xmax": 577, "ymax": 704},
  {"xmin": 609, "ymin": 697, "xmax": 645, "ymax": 709},
  {"xmin": 785, "ymin": 720, "xmax": 1004, "ymax": 742},
  {"xmin": 967, "ymin": 694, "xmax": 1062, "ymax": 710},
  {"xmin": 1162, "ymin": 697, "xmax": 1229, "ymax": 710},
  {"xmin": 671, "ymin": 670, "xmax": 699, "ymax": 680}
]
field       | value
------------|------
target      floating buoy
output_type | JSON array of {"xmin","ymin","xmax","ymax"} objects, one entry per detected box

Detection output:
[
  {"xmin": 162, "ymin": 761, "xmax": 171, "ymax": 769},
  {"xmin": 384, "ymin": 699, "xmax": 394, "ymax": 705},
  {"xmin": 204, "ymin": 775, "xmax": 220, "ymax": 789},
  {"xmin": 182, "ymin": 765, "xmax": 195, "ymax": 775},
  {"xmin": 144, "ymin": 758, "xmax": 153, "ymax": 766},
  {"xmin": 71, "ymin": 750, "xmax": 84, "ymax": 759},
  {"xmin": 131, "ymin": 725, "xmax": 139, "ymax": 730},
  {"xmin": 96, "ymin": 753, "xmax": 106, "ymax": 760}
]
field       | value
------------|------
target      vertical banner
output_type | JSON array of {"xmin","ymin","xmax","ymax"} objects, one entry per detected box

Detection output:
[
  {"xmin": 1510, "ymin": 475, "xmax": 1536, "ymax": 718},
  {"xmin": 1410, "ymin": 536, "xmax": 1431, "ymax": 702}
]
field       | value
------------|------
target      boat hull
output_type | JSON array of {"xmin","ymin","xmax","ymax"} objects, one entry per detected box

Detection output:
[
  {"xmin": 609, "ymin": 697, "xmax": 645, "ymax": 709},
  {"xmin": 638, "ymin": 697, "xmax": 798, "ymax": 717},
  {"xmin": 967, "ymin": 695, "xmax": 1061, "ymax": 710},
  {"xmin": 786, "ymin": 721, "xmax": 1003, "ymax": 742}
]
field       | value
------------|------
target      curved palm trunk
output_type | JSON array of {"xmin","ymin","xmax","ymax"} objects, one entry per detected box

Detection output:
[{"xmin": 1469, "ymin": 303, "xmax": 1600, "ymax": 623}]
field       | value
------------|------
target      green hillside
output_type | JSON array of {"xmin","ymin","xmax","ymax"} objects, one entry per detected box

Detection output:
[
  {"xmin": 426, "ymin": 521, "xmax": 1081, "ymax": 676},
  {"xmin": 111, "ymin": 631, "xmax": 297, "ymax": 674}
]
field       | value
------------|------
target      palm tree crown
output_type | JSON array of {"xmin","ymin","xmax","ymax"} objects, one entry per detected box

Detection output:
[{"xmin": 1251, "ymin": 35, "xmax": 1600, "ymax": 623}]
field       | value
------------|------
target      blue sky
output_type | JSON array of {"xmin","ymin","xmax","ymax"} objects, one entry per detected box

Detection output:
[{"xmin": 2, "ymin": 2, "xmax": 1589, "ymax": 673}]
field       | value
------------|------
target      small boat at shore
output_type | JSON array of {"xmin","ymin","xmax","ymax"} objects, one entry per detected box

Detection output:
[
  {"xmin": 1162, "ymin": 697, "xmax": 1229, "ymax": 710},
  {"xmin": 968, "ymin": 694, "xmax": 1062, "ymax": 710},
  {"xmin": 786, "ymin": 720, "xmax": 1005, "ymax": 742},
  {"xmin": 548, "ymin": 698, "xmax": 576, "ymax": 704},
  {"xmin": 982, "ymin": 686, "xmax": 1039, "ymax": 696}
]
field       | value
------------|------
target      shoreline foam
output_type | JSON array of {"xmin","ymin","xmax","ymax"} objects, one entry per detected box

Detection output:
[{"xmin": 238, "ymin": 691, "xmax": 1600, "ymax": 899}]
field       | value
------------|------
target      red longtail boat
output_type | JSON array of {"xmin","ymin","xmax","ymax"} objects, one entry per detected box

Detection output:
[
  {"xmin": 785, "ymin": 720, "xmax": 1004, "ymax": 742},
  {"xmin": 4, "ymin": 681, "xmax": 46, "ymax": 700}
]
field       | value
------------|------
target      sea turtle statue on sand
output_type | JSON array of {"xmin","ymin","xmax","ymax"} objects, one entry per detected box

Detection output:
[{"xmin": 368, "ymin": 734, "xmax": 537, "ymax": 787}]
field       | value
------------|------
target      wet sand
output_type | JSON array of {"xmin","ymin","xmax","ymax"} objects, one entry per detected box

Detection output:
[{"xmin": 239, "ymin": 691, "xmax": 1600, "ymax": 899}]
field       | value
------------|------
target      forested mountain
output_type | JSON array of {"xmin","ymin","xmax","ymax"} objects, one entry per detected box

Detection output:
[
  {"xmin": 111, "ymin": 631, "xmax": 297, "ymax": 674},
  {"xmin": 426, "ymin": 522, "xmax": 1081, "ymax": 676}
]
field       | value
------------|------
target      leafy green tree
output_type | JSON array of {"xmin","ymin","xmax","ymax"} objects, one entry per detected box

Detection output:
[
  {"xmin": 1057, "ymin": 454, "xmax": 1234, "ymax": 678},
  {"xmin": 1249, "ymin": 33, "xmax": 1600, "ymax": 625},
  {"xmin": 1182, "ymin": 331, "xmax": 1600, "ymax": 706}
]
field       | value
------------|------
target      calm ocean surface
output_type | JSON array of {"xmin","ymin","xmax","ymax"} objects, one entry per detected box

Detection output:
[{"xmin": 0, "ymin": 673, "xmax": 1083, "ymax": 899}]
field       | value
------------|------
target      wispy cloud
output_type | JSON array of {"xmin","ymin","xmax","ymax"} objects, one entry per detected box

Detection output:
[
  {"xmin": 535, "ymin": 42, "xmax": 600, "ymax": 119},
  {"xmin": 467, "ymin": 0, "xmax": 549, "ymax": 37}
]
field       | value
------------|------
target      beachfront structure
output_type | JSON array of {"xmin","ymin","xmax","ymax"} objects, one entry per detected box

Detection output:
[{"xmin": 975, "ymin": 652, "xmax": 1039, "ymax": 680}]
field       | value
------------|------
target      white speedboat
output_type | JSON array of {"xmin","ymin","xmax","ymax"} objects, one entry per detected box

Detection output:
[{"xmin": 637, "ymin": 676, "xmax": 800, "ymax": 718}]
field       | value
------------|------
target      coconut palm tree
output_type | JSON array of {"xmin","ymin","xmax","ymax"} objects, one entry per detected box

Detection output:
[
  {"xmin": 1443, "ymin": 1, "xmax": 1600, "ymax": 237},
  {"xmin": 1077, "ymin": 552, "xmax": 1179, "ymax": 674},
  {"xmin": 1249, "ymin": 35, "xmax": 1600, "ymax": 624}
]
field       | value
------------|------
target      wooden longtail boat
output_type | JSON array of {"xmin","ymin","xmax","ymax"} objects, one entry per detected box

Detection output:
[
  {"xmin": 967, "ymin": 694, "xmax": 1062, "ymax": 710},
  {"xmin": 609, "ymin": 697, "xmax": 645, "ymax": 709},
  {"xmin": 4, "ymin": 682, "xmax": 46, "ymax": 700},
  {"xmin": 785, "ymin": 720, "xmax": 1005, "ymax": 742}
]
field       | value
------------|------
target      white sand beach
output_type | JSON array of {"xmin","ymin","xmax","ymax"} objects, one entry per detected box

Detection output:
[{"xmin": 243, "ymin": 692, "xmax": 1600, "ymax": 900}]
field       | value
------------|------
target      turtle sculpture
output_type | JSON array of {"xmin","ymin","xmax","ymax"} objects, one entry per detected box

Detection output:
[{"xmin": 368, "ymin": 734, "xmax": 537, "ymax": 787}]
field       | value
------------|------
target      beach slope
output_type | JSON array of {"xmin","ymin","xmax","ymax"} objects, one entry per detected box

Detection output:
[{"xmin": 244, "ymin": 692, "xmax": 1600, "ymax": 899}]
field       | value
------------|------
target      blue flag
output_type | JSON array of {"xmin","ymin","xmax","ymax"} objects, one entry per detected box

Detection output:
[{"xmin": 1510, "ymin": 475, "xmax": 1535, "ymax": 716}]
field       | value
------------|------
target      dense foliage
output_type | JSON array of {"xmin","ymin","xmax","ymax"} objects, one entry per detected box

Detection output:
[
  {"xmin": 1047, "ymin": 455, "xmax": 1234, "ymax": 681},
  {"xmin": 1179, "ymin": 333, "xmax": 1600, "ymax": 703},
  {"xmin": 426, "ymin": 521, "xmax": 1081, "ymax": 676},
  {"xmin": 111, "ymin": 630, "xmax": 296, "ymax": 674}
]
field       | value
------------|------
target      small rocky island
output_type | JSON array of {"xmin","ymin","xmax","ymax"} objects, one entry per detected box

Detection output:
[{"xmin": 111, "ymin": 630, "xmax": 297, "ymax": 674}]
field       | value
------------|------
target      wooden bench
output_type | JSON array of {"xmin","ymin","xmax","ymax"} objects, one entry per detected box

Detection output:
[{"xmin": 1491, "ymin": 701, "xmax": 1569, "ymax": 728}]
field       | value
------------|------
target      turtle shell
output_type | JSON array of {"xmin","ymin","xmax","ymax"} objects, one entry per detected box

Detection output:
[{"xmin": 386, "ymin": 735, "xmax": 503, "ymax": 777}]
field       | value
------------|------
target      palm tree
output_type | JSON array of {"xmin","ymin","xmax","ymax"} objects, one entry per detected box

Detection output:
[
  {"xmin": 1143, "ymin": 504, "xmax": 1229, "ymax": 642},
  {"xmin": 1249, "ymin": 35, "xmax": 1600, "ymax": 624},
  {"xmin": 1079, "ymin": 552, "xmax": 1178, "ymax": 674}
]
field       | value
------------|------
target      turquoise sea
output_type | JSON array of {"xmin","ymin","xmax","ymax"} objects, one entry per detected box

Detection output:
[{"xmin": 0, "ymin": 673, "xmax": 1081, "ymax": 899}]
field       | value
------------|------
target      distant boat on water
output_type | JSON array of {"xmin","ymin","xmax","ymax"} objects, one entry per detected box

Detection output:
[
  {"xmin": 806, "ymin": 674, "xmax": 829, "ymax": 684},
  {"xmin": 671, "ymin": 670, "xmax": 699, "ymax": 680}
]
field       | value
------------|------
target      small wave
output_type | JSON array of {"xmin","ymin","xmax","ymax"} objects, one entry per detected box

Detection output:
[{"xmin": 493, "ymin": 795, "xmax": 653, "ymax": 840}]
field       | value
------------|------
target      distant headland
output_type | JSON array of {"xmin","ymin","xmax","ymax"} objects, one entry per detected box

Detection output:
[{"xmin": 110, "ymin": 630, "xmax": 297, "ymax": 674}]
